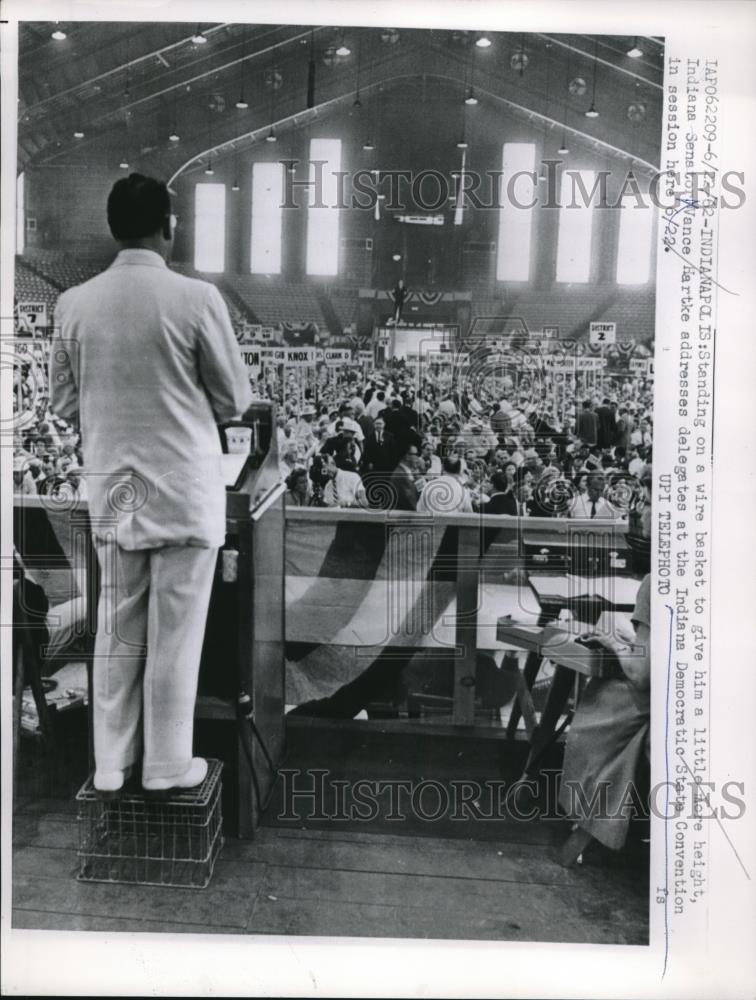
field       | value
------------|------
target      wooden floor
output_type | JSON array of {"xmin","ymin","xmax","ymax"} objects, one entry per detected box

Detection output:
[{"xmin": 12, "ymin": 716, "xmax": 649, "ymax": 944}]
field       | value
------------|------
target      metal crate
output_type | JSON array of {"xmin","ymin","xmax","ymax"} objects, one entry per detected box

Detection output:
[{"xmin": 76, "ymin": 759, "xmax": 223, "ymax": 889}]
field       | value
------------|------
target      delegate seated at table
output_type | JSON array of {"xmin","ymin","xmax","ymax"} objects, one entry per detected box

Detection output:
[{"xmin": 558, "ymin": 572, "xmax": 651, "ymax": 852}]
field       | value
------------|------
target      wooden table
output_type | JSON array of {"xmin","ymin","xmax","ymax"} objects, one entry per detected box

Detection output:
[{"xmin": 497, "ymin": 616, "xmax": 623, "ymax": 776}]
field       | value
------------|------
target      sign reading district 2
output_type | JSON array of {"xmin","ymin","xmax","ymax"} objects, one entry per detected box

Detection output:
[{"xmin": 589, "ymin": 321, "xmax": 616, "ymax": 345}]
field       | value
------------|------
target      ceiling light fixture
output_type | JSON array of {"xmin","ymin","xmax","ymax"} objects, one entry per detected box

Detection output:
[
  {"xmin": 456, "ymin": 138, "xmax": 468, "ymax": 149},
  {"xmin": 73, "ymin": 129, "xmax": 85, "ymax": 139},
  {"xmin": 336, "ymin": 29, "xmax": 351, "ymax": 58},
  {"xmin": 585, "ymin": 39, "xmax": 600, "ymax": 118},
  {"xmin": 627, "ymin": 37, "xmax": 643, "ymax": 59},
  {"xmin": 265, "ymin": 50, "xmax": 279, "ymax": 147},
  {"xmin": 192, "ymin": 25, "xmax": 207, "ymax": 45},
  {"xmin": 476, "ymin": 36, "xmax": 492, "ymax": 49},
  {"xmin": 169, "ymin": 131, "xmax": 180, "ymax": 142},
  {"xmin": 119, "ymin": 158, "xmax": 129, "ymax": 169},
  {"xmin": 558, "ymin": 48, "xmax": 572, "ymax": 159},
  {"xmin": 204, "ymin": 162, "xmax": 214, "ymax": 175},
  {"xmin": 51, "ymin": 25, "xmax": 67, "ymax": 41},
  {"xmin": 363, "ymin": 139, "xmax": 374, "ymax": 150},
  {"xmin": 464, "ymin": 90, "xmax": 478, "ymax": 106},
  {"xmin": 236, "ymin": 27, "xmax": 249, "ymax": 112},
  {"xmin": 353, "ymin": 37, "xmax": 363, "ymax": 108},
  {"xmin": 231, "ymin": 180, "xmax": 240, "ymax": 192}
]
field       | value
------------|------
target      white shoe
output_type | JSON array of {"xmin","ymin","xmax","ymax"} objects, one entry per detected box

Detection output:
[
  {"xmin": 142, "ymin": 757, "xmax": 208, "ymax": 793},
  {"xmin": 94, "ymin": 764, "xmax": 133, "ymax": 798}
]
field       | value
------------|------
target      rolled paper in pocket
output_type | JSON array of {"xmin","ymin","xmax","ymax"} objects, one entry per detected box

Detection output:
[{"xmin": 225, "ymin": 426, "xmax": 252, "ymax": 454}]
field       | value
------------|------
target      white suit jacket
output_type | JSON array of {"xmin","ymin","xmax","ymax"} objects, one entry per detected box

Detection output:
[{"xmin": 50, "ymin": 249, "xmax": 252, "ymax": 549}]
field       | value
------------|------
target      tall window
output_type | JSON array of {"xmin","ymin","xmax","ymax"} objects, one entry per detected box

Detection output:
[
  {"xmin": 496, "ymin": 143, "xmax": 535, "ymax": 281},
  {"xmin": 306, "ymin": 138, "xmax": 341, "ymax": 276},
  {"xmin": 194, "ymin": 183, "xmax": 226, "ymax": 273},
  {"xmin": 616, "ymin": 192, "xmax": 654, "ymax": 284},
  {"xmin": 250, "ymin": 161, "xmax": 284, "ymax": 274},
  {"xmin": 555, "ymin": 170, "xmax": 596, "ymax": 283},
  {"xmin": 16, "ymin": 172, "xmax": 24, "ymax": 255}
]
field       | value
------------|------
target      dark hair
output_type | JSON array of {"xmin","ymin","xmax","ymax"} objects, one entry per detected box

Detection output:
[
  {"xmin": 286, "ymin": 467, "xmax": 307, "ymax": 490},
  {"xmin": 443, "ymin": 455, "xmax": 462, "ymax": 476},
  {"xmin": 396, "ymin": 429, "xmax": 422, "ymax": 462},
  {"xmin": 490, "ymin": 471, "xmax": 509, "ymax": 493},
  {"xmin": 515, "ymin": 466, "xmax": 533, "ymax": 487},
  {"xmin": 107, "ymin": 173, "xmax": 171, "ymax": 240}
]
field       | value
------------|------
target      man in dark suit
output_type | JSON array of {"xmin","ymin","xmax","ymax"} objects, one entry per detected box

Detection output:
[
  {"xmin": 379, "ymin": 398, "xmax": 406, "ymax": 435},
  {"xmin": 362, "ymin": 416, "xmax": 395, "ymax": 473},
  {"xmin": 354, "ymin": 401, "xmax": 374, "ymax": 442},
  {"xmin": 388, "ymin": 438, "xmax": 421, "ymax": 510},
  {"xmin": 575, "ymin": 399, "xmax": 598, "ymax": 448},
  {"xmin": 391, "ymin": 279, "xmax": 408, "ymax": 324},
  {"xmin": 399, "ymin": 391, "xmax": 419, "ymax": 430},
  {"xmin": 595, "ymin": 397, "xmax": 617, "ymax": 449}
]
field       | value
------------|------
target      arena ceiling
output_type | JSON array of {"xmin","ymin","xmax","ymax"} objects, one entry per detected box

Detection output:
[{"xmin": 18, "ymin": 23, "xmax": 665, "ymax": 179}]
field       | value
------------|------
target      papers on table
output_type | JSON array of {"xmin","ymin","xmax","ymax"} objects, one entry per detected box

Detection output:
[
  {"xmin": 496, "ymin": 617, "xmax": 614, "ymax": 677},
  {"xmin": 528, "ymin": 573, "xmax": 640, "ymax": 609}
]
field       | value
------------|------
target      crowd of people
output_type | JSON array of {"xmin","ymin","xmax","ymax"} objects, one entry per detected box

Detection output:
[
  {"xmin": 13, "ymin": 353, "xmax": 85, "ymax": 504},
  {"xmin": 271, "ymin": 358, "xmax": 653, "ymax": 526},
  {"xmin": 13, "ymin": 326, "xmax": 653, "ymax": 530}
]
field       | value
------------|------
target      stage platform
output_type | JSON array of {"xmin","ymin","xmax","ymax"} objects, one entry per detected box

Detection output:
[{"xmin": 12, "ymin": 719, "xmax": 649, "ymax": 944}]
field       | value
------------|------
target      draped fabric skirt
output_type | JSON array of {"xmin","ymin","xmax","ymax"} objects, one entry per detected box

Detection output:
[{"xmin": 559, "ymin": 676, "xmax": 650, "ymax": 850}]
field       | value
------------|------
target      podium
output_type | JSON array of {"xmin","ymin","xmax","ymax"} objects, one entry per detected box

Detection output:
[{"xmin": 196, "ymin": 402, "xmax": 286, "ymax": 838}]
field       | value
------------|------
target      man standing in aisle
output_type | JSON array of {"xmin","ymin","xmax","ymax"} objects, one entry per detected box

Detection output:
[
  {"xmin": 575, "ymin": 398, "xmax": 598, "ymax": 448},
  {"xmin": 50, "ymin": 174, "xmax": 252, "ymax": 795}
]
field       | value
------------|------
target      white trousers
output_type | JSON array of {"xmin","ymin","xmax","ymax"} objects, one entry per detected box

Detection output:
[{"xmin": 93, "ymin": 541, "xmax": 218, "ymax": 781}]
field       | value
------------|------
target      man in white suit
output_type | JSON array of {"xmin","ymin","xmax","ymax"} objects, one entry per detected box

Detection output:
[{"xmin": 50, "ymin": 174, "xmax": 252, "ymax": 794}]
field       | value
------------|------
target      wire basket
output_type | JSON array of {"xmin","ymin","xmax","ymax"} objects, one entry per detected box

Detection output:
[{"xmin": 76, "ymin": 759, "xmax": 223, "ymax": 889}]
